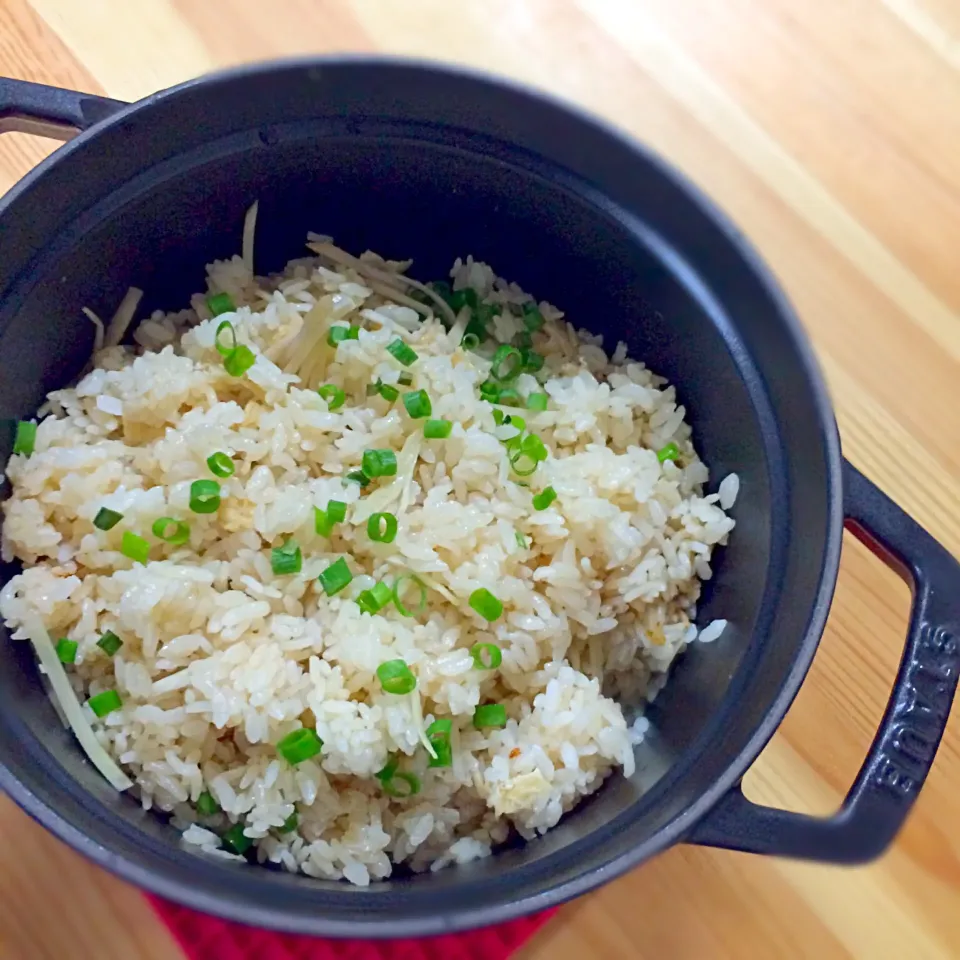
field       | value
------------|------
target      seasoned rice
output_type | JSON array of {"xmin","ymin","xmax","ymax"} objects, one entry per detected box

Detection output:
[{"xmin": 0, "ymin": 237, "xmax": 736, "ymax": 883}]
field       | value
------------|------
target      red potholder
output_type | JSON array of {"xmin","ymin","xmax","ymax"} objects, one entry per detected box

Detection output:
[{"xmin": 149, "ymin": 895, "xmax": 557, "ymax": 960}]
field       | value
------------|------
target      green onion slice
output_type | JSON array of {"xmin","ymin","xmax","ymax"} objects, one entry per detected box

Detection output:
[
  {"xmin": 423, "ymin": 419, "xmax": 452, "ymax": 439},
  {"xmin": 376, "ymin": 659, "xmax": 417, "ymax": 695},
  {"xmin": 206, "ymin": 452, "xmax": 235, "ymax": 478},
  {"xmin": 521, "ymin": 349, "xmax": 544, "ymax": 373},
  {"xmin": 515, "ymin": 531, "xmax": 528, "ymax": 549},
  {"xmin": 397, "ymin": 372, "xmax": 414, "ymax": 386},
  {"xmin": 375, "ymin": 755, "xmax": 400, "ymax": 782},
  {"xmin": 327, "ymin": 501, "xmax": 347, "ymax": 524},
  {"xmin": 392, "ymin": 573, "xmax": 427, "ymax": 617},
  {"xmin": 197, "ymin": 791, "xmax": 220, "ymax": 816},
  {"xmin": 361, "ymin": 448, "xmax": 398, "ymax": 478},
  {"xmin": 93, "ymin": 507, "xmax": 123, "ymax": 531},
  {"xmin": 97, "ymin": 631, "xmax": 122, "ymax": 656},
  {"xmin": 87, "ymin": 689, "xmax": 122, "ymax": 718},
  {"xmin": 279, "ymin": 811, "xmax": 299, "ymax": 833},
  {"xmin": 473, "ymin": 703, "xmax": 508, "ymax": 729},
  {"xmin": 522, "ymin": 302, "xmax": 544, "ymax": 331},
  {"xmin": 402, "ymin": 389, "xmax": 432, "ymax": 419},
  {"xmin": 328, "ymin": 325, "xmax": 360, "ymax": 346},
  {"xmin": 120, "ymin": 531, "xmax": 150, "ymax": 564},
  {"xmin": 498, "ymin": 387, "xmax": 522, "ymax": 407},
  {"xmin": 55, "ymin": 638, "xmax": 78, "ymax": 664},
  {"xmin": 318, "ymin": 384, "xmax": 346, "ymax": 410},
  {"xmin": 152, "ymin": 517, "xmax": 190, "ymax": 545},
  {"xmin": 382, "ymin": 772, "xmax": 421, "ymax": 798},
  {"xmin": 479, "ymin": 380, "xmax": 500, "ymax": 403},
  {"xmin": 367, "ymin": 512, "xmax": 398, "ymax": 543},
  {"xmin": 223, "ymin": 344, "xmax": 256, "ymax": 377},
  {"xmin": 189, "ymin": 479, "xmax": 221, "ymax": 514},
  {"xmin": 461, "ymin": 332, "xmax": 480, "ymax": 351},
  {"xmin": 221, "ymin": 823, "xmax": 253, "ymax": 855},
  {"xmin": 314, "ymin": 500, "xmax": 347, "ymax": 537},
  {"xmin": 469, "ymin": 588, "xmax": 503, "ymax": 622},
  {"xmin": 357, "ymin": 581, "xmax": 393, "ymax": 615},
  {"xmin": 13, "ymin": 420, "xmax": 37, "ymax": 457},
  {"xmin": 386, "ymin": 338, "xmax": 418, "ymax": 366},
  {"xmin": 532, "ymin": 486, "xmax": 558, "ymax": 511},
  {"xmin": 271, "ymin": 540, "xmax": 302, "ymax": 575},
  {"xmin": 207, "ymin": 292, "xmax": 235, "ymax": 317},
  {"xmin": 470, "ymin": 642, "xmax": 502, "ymax": 670},
  {"xmin": 526, "ymin": 392, "xmax": 548, "ymax": 411},
  {"xmin": 491, "ymin": 344, "xmax": 523, "ymax": 382},
  {"xmin": 318, "ymin": 557, "xmax": 352, "ymax": 596},
  {"xmin": 345, "ymin": 470, "xmax": 370, "ymax": 487},
  {"xmin": 215, "ymin": 320, "xmax": 237, "ymax": 356},
  {"xmin": 426, "ymin": 718, "xmax": 453, "ymax": 768},
  {"xmin": 276, "ymin": 727, "xmax": 323, "ymax": 765},
  {"xmin": 657, "ymin": 442, "xmax": 680, "ymax": 463}
]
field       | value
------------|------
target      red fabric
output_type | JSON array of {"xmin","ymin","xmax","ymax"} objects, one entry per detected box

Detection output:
[{"xmin": 149, "ymin": 896, "xmax": 556, "ymax": 960}]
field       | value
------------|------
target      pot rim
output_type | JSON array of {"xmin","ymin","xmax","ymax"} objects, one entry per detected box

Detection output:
[{"xmin": 0, "ymin": 54, "xmax": 844, "ymax": 936}]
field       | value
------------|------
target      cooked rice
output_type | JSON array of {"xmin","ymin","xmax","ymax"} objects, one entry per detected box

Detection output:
[{"xmin": 0, "ymin": 237, "xmax": 737, "ymax": 884}]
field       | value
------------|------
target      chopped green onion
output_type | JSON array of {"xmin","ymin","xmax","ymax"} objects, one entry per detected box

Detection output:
[
  {"xmin": 526, "ymin": 392, "xmax": 548, "ymax": 411},
  {"xmin": 206, "ymin": 452, "xmax": 235, "ymax": 478},
  {"xmin": 464, "ymin": 316, "xmax": 488, "ymax": 344},
  {"xmin": 328, "ymin": 325, "xmax": 360, "ymax": 346},
  {"xmin": 221, "ymin": 823, "xmax": 253, "ymax": 855},
  {"xmin": 120, "ymin": 531, "xmax": 150, "ymax": 565},
  {"xmin": 450, "ymin": 288, "xmax": 479, "ymax": 312},
  {"xmin": 491, "ymin": 344, "xmax": 523, "ymax": 382},
  {"xmin": 318, "ymin": 557, "xmax": 352, "ymax": 596},
  {"xmin": 189, "ymin": 479, "xmax": 221, "ymax": 514},
  {"xmin": 13, "ymin": 420, "xmax": 36, "ymax": 457},
  {"xmin": 279, "ymin": 811, "xmax": 298, "ymax": 833},
  {"xmin": 509, "ymin": 450, "xmax": 539, "ymax": 477},
  {"xmin": 492, "ymin": 409, "xmax": 505, "ymax": 426},
  {"xmin": 532, "ymin": 486, "xmax": 557, "ymax": 511},
  {"xmin": 386, "ymin": 338, "xmax": 418, "ymax": 366},
  {"xmin": 398, "ymin": 372, "xmax": 414, "ymax": 386},
  {"xmin": 479, "ymin": 380, "xmax": 501, "ymax": 403},
  {"xmin": 357, "ymin": 581, "xmax": 393, "ymax": 615},
  {"xmin": 470, "ymin": 642, "xmax": 502, "ymax": 670},
  {"xmin": 461, "ymin": 332, "xmax": 480, "ymax": 351},
  {"xmin": 87, "ymin": 689, "xmax": 122, "ymax": 718},
  {"xmin": 375, "ymin": 381, "xmax": 400, "ymax": 403},
  {"xmin": 521, "ymin": 349, "xmax": 544, "ymax": 373},
  {"xmin": 271, "ymin": 540, "xmax": 302, "ymax": 575},
  {"xmin": 498, "ymin": 387, "xmax": 522, "ymax": 407},
  {"xmin": 515, "ymin": 531, "xmax": 528, "ymax": 549},
  {"xmin": 362, "ymin": 448, "xmax": 398, "ymax": 478},
  {"xmin": 392, "ymin": 573, "xmax": 427, "ymax": 617},
  {"xmin": 223, "ymin": 344, "xmax": 256, "ymax": 377},
  {"xmin": 152, "ymin": 517, "xmax": 190, "ymax": 545},
  {"xmin": 426, "ymin": 718, "xmax": 452, "ymax": 768},
  {"xmin": 522, "ymin": 302, "xmax": 544, "ymax": 331},
  {"xmin": 473, "ymin": 703, "xmax": 508, "ymax": 729},
  {"xmin": 521, "ymin": 433, "xmax": 548, "ymax": 461},
  {"xmin": 196, "ymin": 791, "xmax": 219, "ymax": 816},
  {"xmin": 469, "ymin": 588, "xmax": 503, "ymax": 622},
  {"xmin": 375, "ymin": 755, "xmax": 400, "ymax": 782},
  {"xmin": 318, "ymin": 384, "xmax": 346, "ymax": 410},
  {"xmin": 93, "ymin": 507, "xmax": 123, "ymax": 531},
  {"xmin": 382, "ymin": 772, "xmax": 421, "ymax": 798},
  {"xmin": 402, "ymin": 389, "xmax": 432, "ymax": 419},
  {"xmin": 97, "ymin": 631, "xmax": 122, "ymax": 656},
  {"xmin": 314, "ymin": 499, "xmax": 347, "ymax": 537},
  {"xmin": 376, "ymin": 659, "xmax": 417, "ymax": 695},
  {"xmin": 215, "ymin": 320, "xmax": 237, "ymax": 356},
  {"xmin": 207, "ymin": 292, "xmax": 235, "ymax": 317},
  {"xmin": 276, "ymin": 727, "xmax": 323, "ymax": 765},
  {"xmin": 55, "ymin": 638, "xmax": 78, "ymax": 664},
  {"xmin": 657, "ymin": 442, "xmax": 680, "ymax": 463},
  {"xmin": 367, "ymin": 512, "xmax": 398, "ymax": 543},
  {"xmin": 514, "ymin": 330, "xmax": 533, "ymax": 350},
  {"xmin": 424, "ymin": 419, "xmax": 453, "ymax": 439},
  {"xmin": 345, "ymin": 470, "xmax": 370, "ymax": 487}
]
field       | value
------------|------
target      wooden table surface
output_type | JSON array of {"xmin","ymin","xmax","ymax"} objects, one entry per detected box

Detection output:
[{"xmin": 2, "ymin": 1, "xmax": 959, "ymax": 957}]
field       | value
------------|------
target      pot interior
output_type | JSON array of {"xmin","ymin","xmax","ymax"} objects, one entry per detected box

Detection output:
[{"xmin": 0, "ymin": 62, "xmax": 839, "ymax": 935}]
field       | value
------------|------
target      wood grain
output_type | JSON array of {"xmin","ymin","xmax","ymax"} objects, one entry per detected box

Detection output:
[{"xmin": 1, "ymin": 1, "xmax": 958, "ymax": 957}]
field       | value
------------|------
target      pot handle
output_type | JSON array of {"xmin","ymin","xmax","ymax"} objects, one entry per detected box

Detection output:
[
  {"xmin": 689, "ymin": 460, "xmax": 960, "ymax": 863},
  {"xmin": 0, "ymin": 77, "xmax": 125, "ymax": 141}
]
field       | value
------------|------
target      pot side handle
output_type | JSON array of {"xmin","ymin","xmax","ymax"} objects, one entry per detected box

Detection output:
[
  {"xmin": 0, "ymin": 77, "xmax": 126, "ymax": 141},
  {"xmin": 689, "ymin": 460, "xmax": 960, "ymax": 864}
]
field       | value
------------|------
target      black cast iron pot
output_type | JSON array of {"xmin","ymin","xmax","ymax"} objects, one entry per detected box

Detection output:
[{"xmin": 1, "ymin": 58, "xmax": 958, "ymax": 939}]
